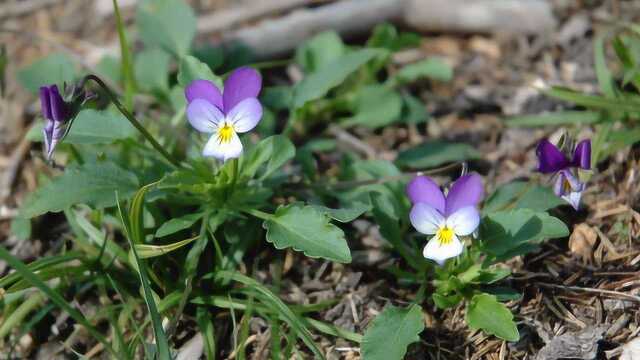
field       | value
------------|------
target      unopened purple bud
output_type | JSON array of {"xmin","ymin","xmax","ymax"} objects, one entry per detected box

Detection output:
[{"xmin": 39, "ymin": 84, "xmax": 74, "ymax": 160}]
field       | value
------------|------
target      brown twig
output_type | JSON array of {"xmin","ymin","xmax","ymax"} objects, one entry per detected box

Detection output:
[{"xmin": 537, "ymin": 282, "xmax": 640, "ymax": 303}]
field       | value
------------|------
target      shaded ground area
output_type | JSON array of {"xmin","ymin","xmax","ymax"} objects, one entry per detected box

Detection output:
[{"xmin": 1, "ymin": 0, "xmax": 639, "ymax": 359}]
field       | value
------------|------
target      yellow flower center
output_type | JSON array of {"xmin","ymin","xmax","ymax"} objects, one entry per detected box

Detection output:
[
  {"xmin": 563, "ymin": 178, "xmax": 572, "ymax": 193},
  {"xmin": 436, "ymin": 226, "xmax": 454, "ymax": 245},
  {"xmin": 217, "ymin": 123, "xmax": 234, "ymax": 144}
]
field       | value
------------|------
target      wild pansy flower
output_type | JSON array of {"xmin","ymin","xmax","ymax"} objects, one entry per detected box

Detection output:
[
  {"xmin": 536, "ymin": 138, "xmax": 591, "ymax": 210},
  {"xmin": 40, "ymin": 84, "xmax": 71, "ymax": 159},
  {"xmin": 185, "ymin": 67, "xmax": 263, "ymax": 161},
  {"xmin": 407, "ymin": 173, "xmax": 484, "ymax": 265}
]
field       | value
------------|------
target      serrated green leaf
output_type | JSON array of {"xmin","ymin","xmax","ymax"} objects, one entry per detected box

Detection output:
[
  {"xmin": 396, "ymin": 141, "xmax": 481, "ymax": 169},
  {"xmin": 20, "ymin": 162, "xmax": 139, "ymax": 218},
  {"xmin": 137, "ymin": 0, "xmax": 196, "ymax": 57},
  {"xmin": 295, "ymin": 31, "xmax": 345, "ymax": 73},
  {"xmin": 17, "ymin": 53, "xmax": 77, "ymax": 94},
  {"xmin": 483, "ymin": 181, "xmax": 566, "ymax": 213},
  {"xmin": 361, "ymin": 304, "xmax": 425, "ymax": 360},
  {"xmin": 177, "ymin": 55, "xmax": 223, "ymax": 88},
  {"xmin": 292, "ymin": 49, "xmax": 382, "ymax": 109},
  {"xmin": 506, "ymin": 111, "xmax": 602, "ymax": 127},
  {"xmin": 343, "ymin": 85, "xmax": 402, "ymax": 128},
  {"xmin": 261, "ymin": 204, "xmax": 351, "ymax": 263},
  {"xmin": 466, "ymin": 293, "xmax": 519, "ymax": 341},
  {"xmin": 135, "ymin": 48, "xmax": 171, "ymax": 92},
  {"xmin": 480, "ymin": 209, "xmax": 569, "ymax": 257}
]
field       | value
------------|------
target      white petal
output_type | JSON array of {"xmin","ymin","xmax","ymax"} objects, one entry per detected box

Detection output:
[
  {"xmin": 562, "ymin": 191, "xmax": 582, "ymax": 210},
  {"xmin": 446, "ymin": 206, "xmax": 480, "ymax": 236},
  {"xmin": 186, "ymin": 99, "xmax": 224, "ymax": 133},
  {"xmin": 227, "ymin": 98, "xmax": 263, "ymax": 133},
  {"xmin": 422, "ymin": 235, "xmax": 463, "ymax": 265},
  {"xmin": 202, "ymin": 131, "xmax": 243, "ymax": 161},
  {"xmin": 409, "ymin": 203, "xmax": 445, "ymax": 235}
]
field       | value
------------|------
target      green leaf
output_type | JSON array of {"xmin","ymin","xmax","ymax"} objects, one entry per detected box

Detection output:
[
  {"xmin": 177, "ymin": 55, "xmax": 223, "ymax": 88},
  {"xmin": 10, "ymin": 218, "xmax": 31, "ymax": 240},
  {"xmin": 396, "ymin": 141, "xmax": 481, "ymax": 169},
  {"xmin": 483, "ymin": 287, "xmax": 522, "ymax": 302},
  {"xmin": 295, "ymin": 31, "xmax": 345, "ymax": 73},
  {"xmin": 544, "ymin": 87, "xmax": 640, "ymax": 114},
  {"xmin": 594, "ymin": 34, "xmax": 616, "ymax": 98},
  {"xmin": 483, "ymin": 181, "xmax": 566, "ymax": 213},
  {"xmin": 366, "ymin": 23, "xmax": 420, "ymax": 51},
  {"xmin": 135, "ymin": 48, "xmax": 171, "ymax": 92},
  {"xmin": 390, "ymin": 58, "xmax": 453, "ymax": 86},
  {"xmin": 260, "ymin": 204, "xmax": 351, "ymax": 263},
  {"xmin": 311, "ymin": 202, "xmax": 371, "ymax": 223},
  {"xmin": 480, "ymin": 209, "xmax": 569, "ymax": 257},
  {"xmin": 466, "ymin": 293, "xmax": 519, "ymax": 341},
  {"xmin": 361, "ymin": 304, "xmax": 425, "ymax": 360},
  {"xmin": 432, "ymin": 292, "xmax": 463, "ymax": 309},
  {"xmin": 401, "ymin": 94, "xmax": 429, "ymax": 124},
  {"xmin": 241, "ymin": 135, "xmax": 295, "ymax": 180},
  {"xmin": 292, "ymin": 49, "xmax": 382, "ymax": 109},
  {"xmin": 28, "ymin": 109, "xmax": 136, "ymax": 145},
  {"xmin": 343, "ymin": 85, "xmax": 402, "ymax": 128},
  {"xmin": 135, "ymin": 236, "xmax": 199, "ymax": 258},
  {"xmin": 136, "ymin": 0, "xmax": 196, "ymax": 57},
  {"xmin": 20, "ymin": 162, "xmax": 139, "ymax": 218},
  {"xmin": 506, "ymin": 111, "xmax": 602, "ymax": 127},
  {"xmin": 117, "ymin": 186, "xmax": 172, "ymax": 360},
  {"xmin": 17, "ymin": 53, "xmax": 77, "ymax": 94},
  {"xmin": 155, "ymin": 212, "xmax": 203, "ymax": 237}
]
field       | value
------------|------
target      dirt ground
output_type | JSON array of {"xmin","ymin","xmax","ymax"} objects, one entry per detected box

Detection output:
[{"xmin": 1, "ymin": 1, "xmax": 639, "ymax": 359}]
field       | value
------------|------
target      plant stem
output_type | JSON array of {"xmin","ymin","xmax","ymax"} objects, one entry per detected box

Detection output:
[
  {"xmin": 86, "ymin": 75, "xmax": 181, "ymax": 168},
  {"xmin": 112, "ymin": 0, "xmax": 135, "ymax": 110}
]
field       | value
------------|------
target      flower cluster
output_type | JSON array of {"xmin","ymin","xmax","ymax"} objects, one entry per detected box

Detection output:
[
  {"xmin": 185, "ymin": 67, "xmax": 263, "ymax": 162},
  {"xmin": 407, "ymin": 173, "xmax": 484, "ymax": 265},
  {"xmin": 536, "ymin": 138, "xmax": 591, "ymax": 210}
]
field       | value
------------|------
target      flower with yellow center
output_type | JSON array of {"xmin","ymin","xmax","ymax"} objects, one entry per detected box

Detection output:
[
  {"xmin": 185, "ymin": 67, "xmax": 263, "ymax": 162},
  {"xmin": 407, "ymin": 174, "xmax": 484, "ymax": 265}
]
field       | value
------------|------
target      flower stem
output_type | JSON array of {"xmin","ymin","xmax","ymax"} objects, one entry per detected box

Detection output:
[{"xmin": 85, "ymin": 75, "xmax": 181, "ymax": 168}]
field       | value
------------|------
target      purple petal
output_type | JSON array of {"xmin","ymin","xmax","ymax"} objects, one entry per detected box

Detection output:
[
  {"xmin": 406, "ymin": 175, "xmax": 445, "ymax": 213},
  {"xmin": 186, "ymin": 99, "xmax": 224, "ymax": 133},
  {"xmin": 185, "ymin": 80, "xmax": 223, "ymax": 111},
  {"xmin": 48, "ymin": 85, "xmax": 68, "ymax": 122},
  {"xmin": 553, "ymin": 172, "xmax": 565, "ymax": 197},
  {"xmin": 223, "ymin": 67, "xmax": 262, "ymax": 112},
  {"xmin": 227, "ymin": 98, "xmax": 263, "ymax": 133},
  {"xmin": 42, "ymin": 122, "xmax": 53, "ymax": 158},
  {"xmin": 39, "ymin": 86, "xmax": 52, "ymax": 120},
  {"xmin": 571, "ymin": 139, "xmax": 591, "ymax": 170},
  {"xmin": 445, "ymin": 173, "xmax": 484, "ymax": 216},
  {"xmin": 536, "ymin": 139, "xmax": 569, "ymax": 173}
]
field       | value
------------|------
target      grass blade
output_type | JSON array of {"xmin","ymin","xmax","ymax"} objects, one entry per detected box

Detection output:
[
  {"xmin": 112, "ymin": 0, "xmax": 135, "ymax": 110},
  {"xmin": 116, "ymin": 186, "xmax": 172, "ymax": 360},
  {"xmin": 0, "ymin": 245, "xmax": 116, "ymax": 356},
  {"xmin": 214, "ymin": 270, "xmax": 325, "ymax": 359}
]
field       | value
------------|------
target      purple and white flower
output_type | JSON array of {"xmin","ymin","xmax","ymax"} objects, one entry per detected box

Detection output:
[
  {"xmin": 184, "ymin": 67, "xmax": 263, "ymax": 162},
  {"xmin": 40, "ymin": 84, "xmax": 71, "ymax": 159},
  {"xmin": 536, "ymin": 138, "xmax": 591, "ymax": 210},
  {"xmin": 407, "ymin": 174, "xmax": 484, "ymax": 265}
]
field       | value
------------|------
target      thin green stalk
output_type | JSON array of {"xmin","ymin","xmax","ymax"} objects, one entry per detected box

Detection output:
[
  {"xmin": 0, "ymin": 292, "xmax": 45, "ymax": 339},
  {"xmin": 112, "ymin": 0, "xmax": 135, "ymax": 110},
  {"xmin": 0, "ymin": 245, "xmax": 117, "ymax": 357},
  {"xmin": 86, "ymin": 75, "xmax": 181, "ymax": 168}
]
